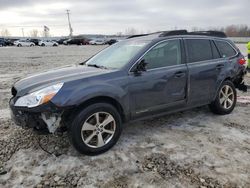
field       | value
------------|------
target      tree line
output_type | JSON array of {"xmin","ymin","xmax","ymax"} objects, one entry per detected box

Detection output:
[{"xmin": 1, "ymin": 25, "xmax": 250, "ymax": 37}]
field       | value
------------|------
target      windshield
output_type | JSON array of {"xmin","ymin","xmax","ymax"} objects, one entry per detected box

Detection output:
[{"xmin": 86, "ymin": 40, "xmax": 150, "ymax": 69}]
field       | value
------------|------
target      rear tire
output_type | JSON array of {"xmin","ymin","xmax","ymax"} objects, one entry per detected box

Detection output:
[
  {"xmin": 69, "ymin": 103, "xmax": 122, "ymax": 155},
  {"xmin": 209, "ymin": 80, "xmax": 236, "ymax": 115},
  {"xmin": 17, "ymin": 44, "xmax": 22, "ymax": 47}
]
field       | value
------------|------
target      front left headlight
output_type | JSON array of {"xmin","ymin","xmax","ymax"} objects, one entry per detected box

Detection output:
[{"xmin": 14, "ymin": 83, "xmax": 64, "ymax": 108}]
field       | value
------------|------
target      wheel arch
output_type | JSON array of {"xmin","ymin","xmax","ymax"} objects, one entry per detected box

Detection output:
[
  {"xmin": 212, "ymin": 77, "xmax": 234, "ymax": 101},
  {"xmin": 62, "ymin": 96, "xmax": 127, "ymax": 127}
]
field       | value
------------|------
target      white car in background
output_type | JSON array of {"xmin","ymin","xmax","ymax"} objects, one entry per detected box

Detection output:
[
  {"xmin": 39, "ymin": 40, "xmax": 58, "ymax": 47},
  {"xmin": 89, "ymin": 39, "xmax": 106, "ymax": 45},
  {"xmin": 14, "ymin": 39, "xmax": 35, "ymax": 47}
]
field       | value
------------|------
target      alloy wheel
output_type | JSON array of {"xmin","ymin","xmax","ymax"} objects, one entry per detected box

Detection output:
[
  {"xmin": 219, "ymin": 85, "xmax": 234, "ymax": 109},
  {"xmin": 81, "ymin": 112, "xmax": 116, "ymax": 148}
]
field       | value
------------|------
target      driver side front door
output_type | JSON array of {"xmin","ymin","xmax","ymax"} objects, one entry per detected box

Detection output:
[{"xmin": 128, "ymin": 39, "xmax": 188, "ymax": 118}]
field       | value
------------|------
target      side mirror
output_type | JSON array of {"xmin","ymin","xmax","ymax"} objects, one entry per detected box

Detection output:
[{"xmin": 134, "ymin": 59, "xmax": 147, "ymax": 74}]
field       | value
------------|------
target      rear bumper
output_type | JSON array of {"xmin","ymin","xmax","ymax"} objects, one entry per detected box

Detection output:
[{"xmin": 233, "ymin": 69, "xmax": 247, "ymax": 92}]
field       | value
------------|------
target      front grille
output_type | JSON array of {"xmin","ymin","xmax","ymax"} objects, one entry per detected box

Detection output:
[{"xmin": 11, "ymin": 87, "xmax": 17, "ymax": 97}]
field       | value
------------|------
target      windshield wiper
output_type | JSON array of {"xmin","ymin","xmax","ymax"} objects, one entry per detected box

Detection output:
[{"xmin": 87, "ymin": 64, "xmax": 108, "ymax": 69}]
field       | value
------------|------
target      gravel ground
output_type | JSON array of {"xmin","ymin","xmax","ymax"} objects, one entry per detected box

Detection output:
[{"xmin": 0, "ymin": 44, "xmax": 250, "ymax": 188}]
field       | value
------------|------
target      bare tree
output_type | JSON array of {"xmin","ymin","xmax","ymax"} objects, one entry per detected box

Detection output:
[
  {"xmin": 124, "ymin": 27, "xmax": 137, "ymax": 35},
  {"xmin": 116, "ymin": 32, "xmax": 122, "ymax": 36},
  {"xmin": 223, "ymin": 24, "xmax": 250, "ymax": 37},
  {"xmin": 1, "ymin": 29, "xmax": 11, "ymax": 37},
  {"xmin": 30, "ymin": 29, "xmax": 39, "ymax": 37}
]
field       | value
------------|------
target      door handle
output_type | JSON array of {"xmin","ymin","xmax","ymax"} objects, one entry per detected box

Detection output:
[
  {"xmin": 216, "ymin": 64, "xmax": 224, "ymax": 70},
  {"xmin": 174, "ymin": 71, "xmax": 185, "ymax": 78}
]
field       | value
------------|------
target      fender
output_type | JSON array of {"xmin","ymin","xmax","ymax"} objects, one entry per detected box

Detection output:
[{"xmin": 52, "ymin": 80, "xmax": 129, "ymax": 114}]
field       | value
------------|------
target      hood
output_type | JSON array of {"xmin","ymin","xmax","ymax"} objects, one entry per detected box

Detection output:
[{"xmin": 13, "ymin": 65, "xmax": 111, "ymax": 96}]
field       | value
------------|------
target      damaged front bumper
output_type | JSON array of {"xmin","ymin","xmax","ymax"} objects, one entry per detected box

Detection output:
[{"xmin": 9, "ymin": 98, "xmax": 64, "ymax": 134}]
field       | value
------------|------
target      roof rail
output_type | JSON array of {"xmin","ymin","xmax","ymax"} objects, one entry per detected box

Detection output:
[
  {"xmin": 159, "ymin": 30, "xmax": 188, "ymax": 37},
  {"xmin": 189, "ymin": 31, "xmax": 227, "ymax": 38},
  {"xmin": 127, "ymin": 34, "xmax": 149, "ymax": 39},
  {"xmin": 126, "ymin": 31, "xmax": 164, "ymax": 39},
  {"xmin": 126, "ymin": 30, "xmax": 227, "ymax": 39}
]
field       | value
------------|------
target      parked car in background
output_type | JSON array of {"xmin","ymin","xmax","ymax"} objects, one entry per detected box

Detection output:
[
  {"xmin": 0, "ymin": 38, "xmax": 7, "ymax": 47},
  {"xmin": 89, "ymin": 39, "xmax": 106, "ymax": 45},
  {"xmin": 9, "ymin": 30, "xmax": 247, "ymax": 155},
  {"xmin": 29, "ymin": 39, "xmax": 40, "ymax": 46},
  {"xmin": 106, "ymin": 39, "xmax": 118, "ymax": 45},
  {"xmin": 63, "ymin": 38, "xmax": 89, "ymax": 45},
  {"xmin": 14, "ymin": 39, "xmax": 35, "ymax": 47},
  {"xmin": 39, "ymin": 40, "xmax": 58, "ymax": 47},
  {"xmin": 5, "ymin": 38, "xmax": 18, "ymax": 46},
  {"xmin": 57, "ymin": 38, "xmax": 68, "ymax": 45}
]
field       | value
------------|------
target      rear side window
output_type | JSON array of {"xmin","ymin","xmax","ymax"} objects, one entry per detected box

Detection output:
[
  {"xmin": 186, "ymin": 39, "xmax": 213, "ymax": 63},
  {"xmin": 214, "ymin": 40, "xmax": 237, "ymax": 58}
]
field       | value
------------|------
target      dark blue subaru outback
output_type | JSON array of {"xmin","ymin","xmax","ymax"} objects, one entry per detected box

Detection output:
[{"xmin": 9, "ymin": 30, "xmax": 247, "ymax": 155}]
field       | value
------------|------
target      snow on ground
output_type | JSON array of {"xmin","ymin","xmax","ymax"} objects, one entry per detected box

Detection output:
[{"xmin": 0, "ymin": 44, "xmax": 250, "ymax": 188}]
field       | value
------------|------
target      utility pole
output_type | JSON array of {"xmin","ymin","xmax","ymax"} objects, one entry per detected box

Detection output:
[
  {"xmin": 66, "ymin": 9, "xmax": 73, "ymax": 37},
  {"xmin": 21, "ymin": 28, "xmax": 24, "ymax": 37}
]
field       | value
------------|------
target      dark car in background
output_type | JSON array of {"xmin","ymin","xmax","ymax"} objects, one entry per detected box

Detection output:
[
  {"xmin": 56, "ymin": 38, "xmax": 68, "ymax": 45},
  {"xmin": 5, "ymin": 38, "xmax": 18, "ymax": 46},
  {"xmin": 106, "ymin": 39, "xmax": 118, "ymax": 45},
  {"xmin": 29, "ymin": 39, "xmax": 41, "ymax": 46},
  {"xmin": 0, "ymin": 38, "xmax": 7, "ymax": 46},
  {"xmin": 63, "ymin": 38, "xmax": 89, "ymax": 45},
  {"xmin": 9, "ymin": 30, "xmax": 247, "ymax": 155}
]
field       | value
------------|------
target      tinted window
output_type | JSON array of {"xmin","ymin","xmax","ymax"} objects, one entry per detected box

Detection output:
[
  {"xmin": 144, "ymin": 39, "xmax": 181, "ymax": 69},
  {"xmin": 214, "ymin": 40, "xmax": 236, "ymax": 58},
  {"xmin": 186, "ymin": 39, "xmax": 212, "ymax": 62},
  {"xmin": 211, "ymin": 41, "xmax": 221, "ymax": 59}
]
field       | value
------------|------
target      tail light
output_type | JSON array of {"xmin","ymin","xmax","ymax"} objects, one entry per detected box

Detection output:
[{"xmin": 238, "ymin": 58, "xmax": 246, "ymax": 65}]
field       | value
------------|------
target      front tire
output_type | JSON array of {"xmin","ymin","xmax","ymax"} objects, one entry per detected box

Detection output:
[
  {"xmin": 69, "ymin": 103, "xmax": 122, "ymax": 155},
  {"xmin": 209, "ymin": 80, "xmax": 236, "ymax": 115}
]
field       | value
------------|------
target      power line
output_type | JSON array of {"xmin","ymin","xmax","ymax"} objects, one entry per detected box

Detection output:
[
  {"xmin": 66, "ymin": 9, "xmax": 73, "ymax": 37},
  {"xmin": 0, "ymin": 24, "xmax": 68, "ymax": 28}
]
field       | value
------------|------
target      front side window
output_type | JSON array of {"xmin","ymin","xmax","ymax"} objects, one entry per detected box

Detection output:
[
  {"xmin": 214, "ymin": 40, "xmax": 237, "ymax": 58},
  {"xmin": 143, "ymin": 39, "xmax": 182, "ymax": 69},
  {"xmin": 186, "ymin": 39, "xmax": 213, "ymax": 63}
]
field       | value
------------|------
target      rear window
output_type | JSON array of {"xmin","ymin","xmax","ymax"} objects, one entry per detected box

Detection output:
[
  {"xmin": 186, "ymin": 39, "xmax": 213, "ymax": 63},
  {"xmin": 214, "ymin": 40, "xmax": 237, "ymax": 58}
]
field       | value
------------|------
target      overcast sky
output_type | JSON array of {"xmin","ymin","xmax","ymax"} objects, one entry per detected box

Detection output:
[{"xmin": 0, "ymin": 0, "xmax": 249, "ymax": 37}]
